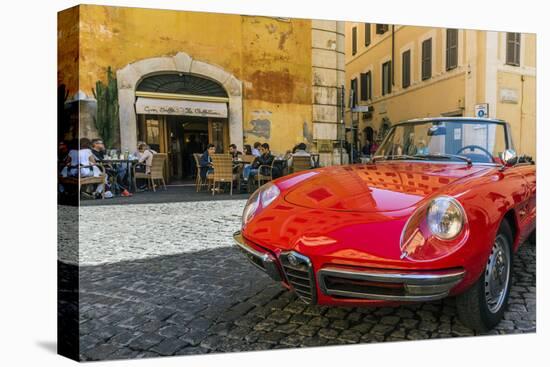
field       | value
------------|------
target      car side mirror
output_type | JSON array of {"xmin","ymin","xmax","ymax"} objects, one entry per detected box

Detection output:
[{"xmin": 500, "ymin": 149, "xmax": 518, "ymax": 166}]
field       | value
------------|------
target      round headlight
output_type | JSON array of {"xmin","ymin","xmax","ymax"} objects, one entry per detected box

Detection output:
[
  {"xmin": 426, "ymin": 196, "xmax": 465, "ymax": 240},
  {"xmin": 242, "ymin": 189, "xmax": 260, "ymax": 227},
  {"xmin": 260, "ymin": 183, "xmax": 280, "ymax": 208}
]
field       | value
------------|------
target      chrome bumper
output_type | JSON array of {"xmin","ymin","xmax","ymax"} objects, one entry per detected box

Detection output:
[
  {"xmin": 232, "ymin": 231, "xmax": 282, "ymax": 282},
  {"xmin": 318, "ymin": 266, "xmax": 465, "ymax": 302}
]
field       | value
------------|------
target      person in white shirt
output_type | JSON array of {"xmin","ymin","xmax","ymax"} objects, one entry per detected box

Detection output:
[
  {"xmin": 251, "ymin": 142, "xmax": 262, "ymax": 157},
  {"xmin": 136, "ymin": 143, "xmax": 157, "ymax": 174},
  {"xmin": 62, "ymin": 138, "xmax": 106, "ymax": 197},
  {"xmin": 287, "ymin": 143, "xmax": 313, "ymax": 169}
]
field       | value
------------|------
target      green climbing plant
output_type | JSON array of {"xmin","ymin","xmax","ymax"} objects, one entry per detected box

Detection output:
[{"xmin": 92, "ymin": 66, "xmax": 119, "ymax": 148}]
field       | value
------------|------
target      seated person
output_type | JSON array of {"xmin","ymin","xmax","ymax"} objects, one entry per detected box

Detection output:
[
  {"xmin": 246, "ymin": 143, "xmax": 280, "ymax": 188},
  {"xmin": 91, "ymin": 138, "xmax": 131, "ymax": 196},
  {"xmin": 287, "ymin": 142, "xmax": 313, "ymax": 169},
  {"xmin": 243, "ymin": 144, "xmax": 253, "ymax": 156},
  {"xmin": 229, "ymin": 144, "xmax": 243, "ymax": 160},
  {"xmin": 62, "ymin": 138, "xmax": 105, "ymax": 198},
  {"xmin": 251, "ymin": 142, "xmax": 262, "ymax": 157},
  {"xmin": 199, "ymin": 144, "xmax": 216, "ymax": 179},
  {"xmin": 136, "ymin": 143, "xmax": 157, "ymax": 174}
]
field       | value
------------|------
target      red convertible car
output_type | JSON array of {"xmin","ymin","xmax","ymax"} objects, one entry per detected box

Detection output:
[{"xmin": 234, "ymin": 117, "xmax": 536, "ymax": 331}]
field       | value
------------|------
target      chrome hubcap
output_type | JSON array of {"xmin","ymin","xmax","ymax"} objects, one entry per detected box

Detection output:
[{"xmin": 484, "ymin": 235, "xmax": 511, "ymax": 313}]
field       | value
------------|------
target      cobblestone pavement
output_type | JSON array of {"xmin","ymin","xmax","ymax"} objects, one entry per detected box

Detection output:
[
  {"xmin": 66, "ymin": 201, "xmax": 536, "ymax": 361},
  {"xmin": 60, "ymin": 200, "xmax": 246, "ymax": 265}
]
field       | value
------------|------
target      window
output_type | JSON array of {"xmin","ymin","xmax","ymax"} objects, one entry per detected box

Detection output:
[
  {"xmin": 446, "ymin": 29, "xmax": 458, "ymax": 70},
  {"xmin": 402, "ymin": 50, "xmax": 411, "ymax": 88},
  {"xmin": 421, "ymin": 38, "xmax": 432, "ymax": 80},
  {"xmin": 352, "ymin": 26, "xmax": 357, "ymax": 55},
  {"xmin": 364, "ymin": 23, "xmax": 371, "ymax": 46},
  {"xmin": 382, "ymin": 61, "xmax": 392, "ymax": 96},
  {"xmin": 350, "ymin": 78, "xmax": 358, "ymax": 108},
  {"xmin": 506, "ymin": 32, "xmax": 521, "ymax": 66},
  {"xmin": 376, "ymin": 24, "xmax": 389, "ymax": 34},
  {"xmin": 360, "ymin": 71, "xmax": 372, "ymax": 101}
]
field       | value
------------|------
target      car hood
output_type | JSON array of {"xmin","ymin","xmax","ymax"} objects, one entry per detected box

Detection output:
[{"xmin": 283, "ymin": 162, "xmax": 490, "ymax": 213}]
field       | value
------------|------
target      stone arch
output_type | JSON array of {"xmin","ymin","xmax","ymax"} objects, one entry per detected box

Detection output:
[{"xmin": 116, "ymin": 52, "xmax": 243, "ymax": 151}]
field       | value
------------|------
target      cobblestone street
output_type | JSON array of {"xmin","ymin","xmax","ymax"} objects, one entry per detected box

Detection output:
[{"xmin": 66, "ymin": 200, "xmax": 536, "ymax": 361}]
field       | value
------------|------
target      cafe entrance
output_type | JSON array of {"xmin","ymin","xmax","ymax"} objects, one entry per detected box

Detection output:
[
  {"xmin": 137, "ymin": 114, "xmax": 229, "ymax": 183},
  {"xmin": 134, "ymin": 72, "xmax": 230, "ymax": 183}
]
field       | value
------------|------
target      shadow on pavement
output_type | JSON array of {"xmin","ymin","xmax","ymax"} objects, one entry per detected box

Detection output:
[{"xmin": 59, "ymin": 242, "xmax": 536, "ymax": 361}]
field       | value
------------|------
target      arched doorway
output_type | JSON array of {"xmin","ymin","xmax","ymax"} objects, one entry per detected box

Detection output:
[
  {"xmin": 134, "ymin": 72, "xmax": 230, "ymax": 181},
  {"xmin": 116, "ymin": 52, "xmax": 244, "ymax": 181}
]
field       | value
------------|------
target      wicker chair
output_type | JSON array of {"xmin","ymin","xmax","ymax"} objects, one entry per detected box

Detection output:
[
  {"xmin": 59, "ymin": 164, "xmax": 107, "ymax": 199},
  {"xmin": 290, "ymin": 155, "xmax": 312, "ymax": 173},
  {"xmin": 133, "ymin": 153, "xmax": 167, "ymax": 192},
  {"xmin": 210, "ymin": 154, "xmax": 237, "ymax": 195},
  {"xmin": 256, "ymin": 159, "xmax": 277, "ymax": 188},
  {"xmin": 193, "ymin": 153, "xmax": 207, "ymax": 192}
]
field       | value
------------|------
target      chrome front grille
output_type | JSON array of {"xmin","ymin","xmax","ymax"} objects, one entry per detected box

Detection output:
[{"xmin": 280, "ymin": 252, "xmax": 316, "ymax": 304}]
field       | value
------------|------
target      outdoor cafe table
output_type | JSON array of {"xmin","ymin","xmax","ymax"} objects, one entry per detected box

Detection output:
[{"xmin": 102, "ymin": 158, "xmax": 139, "ymax": 192}]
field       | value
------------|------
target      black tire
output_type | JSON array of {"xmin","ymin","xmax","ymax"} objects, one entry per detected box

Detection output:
[{"xmin": 456, "ymin": 219, "xmax": 513, "ymax": 332}]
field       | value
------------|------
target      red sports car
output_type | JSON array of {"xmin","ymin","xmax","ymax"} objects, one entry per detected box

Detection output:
[{"xmin": 234, "ymin": 117, "xmax": 536, "ymax": 331}]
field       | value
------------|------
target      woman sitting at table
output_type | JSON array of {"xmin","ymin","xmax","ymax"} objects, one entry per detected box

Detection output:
[
  {"xmin": 136, "ymin": 143, "xmax": 157, "ymax": 174},
  {"xmin": 199, "ymin": 144, "xmax": 216, "ymax": 179}
]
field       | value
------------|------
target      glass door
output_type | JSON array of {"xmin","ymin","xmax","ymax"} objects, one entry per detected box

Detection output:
[{"xmin": 208, "ymin": 118, "xmax": 229, "ymax": 153}]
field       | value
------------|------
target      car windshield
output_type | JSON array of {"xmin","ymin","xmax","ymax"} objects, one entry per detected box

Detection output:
[{"xmin": 374, "ymin": 120, "xmax": 509, "ymax": 164}]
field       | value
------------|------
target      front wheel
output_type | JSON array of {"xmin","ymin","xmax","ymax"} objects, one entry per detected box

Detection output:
[{"xmin": 456, "ymin": 220, "xmax": 513, "ymax": 332}]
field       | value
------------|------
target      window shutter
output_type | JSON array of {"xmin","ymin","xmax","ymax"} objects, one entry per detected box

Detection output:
[
  {"xmin": 402, "ymin": 50, "xmax": 411, "ymax": 88},
  {"xmin": 506, "ymin": 33, "xmax": 521, "ymax": 66},
  {"xmin": 350, "ymin": 78, "xmax": 358, "ymax": 107},
  {"xmin": 364, "ymin": 23, "xmax": 371, "ymax": 46},
  {"xmin": 446, "ymin": 29, "xmax": 458, "ymax": 70},
  {"xmin": 382, "ymin": 61, "xmax": 392, "ymax": 95},
  {"xmin": 422, "ymin": 38, "xmax": 432, "ymax": 80},
  {"xmin": 360, "ymin": 73, "xmax": 367, "ymax": 100}
]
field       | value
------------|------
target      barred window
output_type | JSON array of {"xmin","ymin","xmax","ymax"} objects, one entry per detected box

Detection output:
[
  {"xmin": 506, "ymin": 33, "xmax": 521, "ymax": 66},
  {"xmin": 360, "ymin": 71, "xmax": 372, "ymax": 101},
  {"xmin": 382, "ymin": 61, "xmax": 392, "ymax": 96},
  {"xmin": 422, "ymin": 38, "xmax": 432, "ymax": 80},
  {"xmin": 352, "ymin": 26, "xmax": 357, "ymax": 55},
  {"xmin": 402, "ymin": 50, "xmax": 411, "ymax": 88},
  {"xmin": 365, "ymin": 23, "xmax": 371, "ymax": 46},
  {"xmin": 446, "ymin": 29, "xmax": 458, "ymax": 70}
]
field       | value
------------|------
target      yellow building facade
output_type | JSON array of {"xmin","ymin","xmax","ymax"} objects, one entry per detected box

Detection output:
[
  {"xmin": 58, "ymin": 5, "xmax": 344, "ymax": 180},
  {"xmin": 345, "ymin": 24, "xmax": 536, "ymax": 159}
]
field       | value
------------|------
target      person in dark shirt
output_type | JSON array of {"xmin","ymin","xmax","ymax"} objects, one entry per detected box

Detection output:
[
  {"xmin": 90, "ymin": 138, "xmax": 132, "ymax": 196},
  {"xmin": 246, "ymin": 143, "xmax": 280, "ymax": 191},
  {"xmin": 229, "ymin": 144, "xmax": 243, "ymax": 160},
  {"xmin": 199, "ymin": 144, "xmax": 216, "ymax": 179}
]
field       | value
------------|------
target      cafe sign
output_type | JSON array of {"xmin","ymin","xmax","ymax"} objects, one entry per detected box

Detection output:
[{"xmin": 135, "ymin": 97, "xmax": 228, "ymax": 118}]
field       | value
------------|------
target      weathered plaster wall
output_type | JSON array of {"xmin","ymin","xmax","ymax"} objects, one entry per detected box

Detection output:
[{"xmin": 57, "ymin": 5, "xmax": 313, "ymax": 154}]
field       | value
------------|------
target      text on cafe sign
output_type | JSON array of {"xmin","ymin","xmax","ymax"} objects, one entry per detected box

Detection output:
[{"xmin": 135, "ymin": 97, "xmax": 228, "ymax": 118}]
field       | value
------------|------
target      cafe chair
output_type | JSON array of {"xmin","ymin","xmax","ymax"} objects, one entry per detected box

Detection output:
[
  {"xmin": 256, "ymin": 159, "xmax": 277, "ymax": 189},
  {"xmin": 210, "ymin": 154, "xmax": 237, "ymax": 195},
  {"xmin": 193, "ymin": 153, "xmax": 208, "ymax": 192},
  {"xmin": 133, "ymin": 153, "xmax": 167, "ymax": 192},
  {"xmin": 59, "ymin": 164, "xmax": 107, "ymax": 199},
  {"xmin": 290, "ymin": 155, "xmax": 312, "ymax": 173}
]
